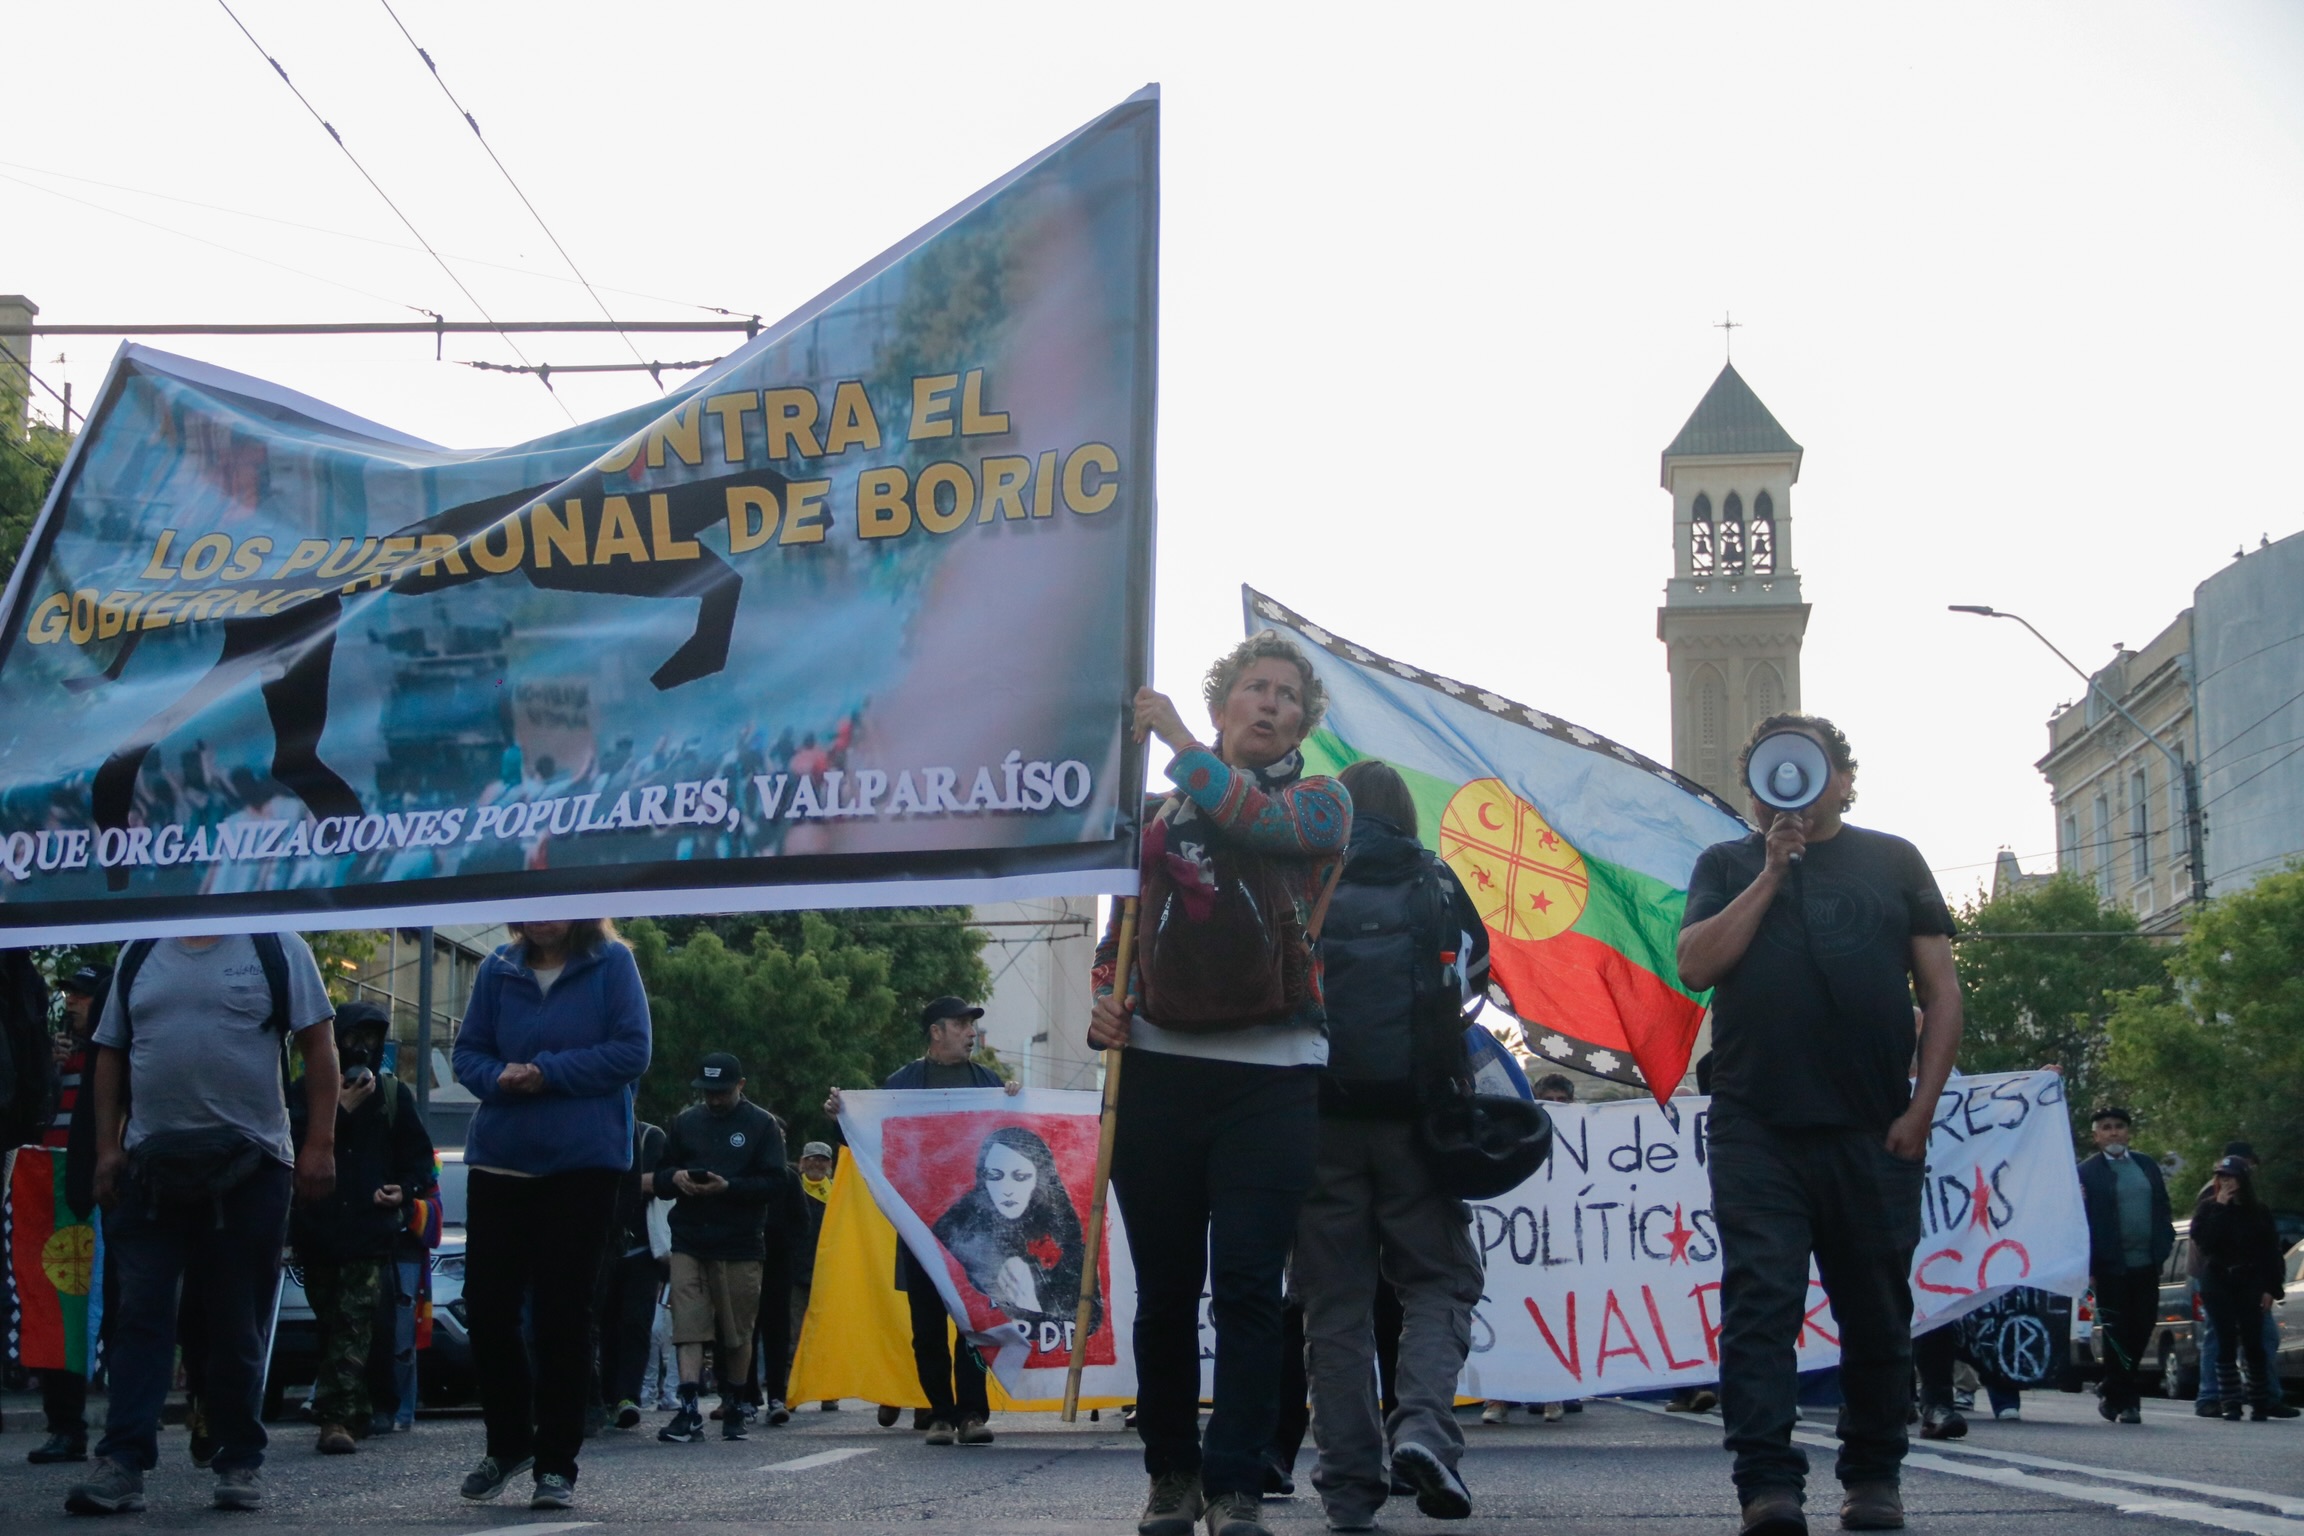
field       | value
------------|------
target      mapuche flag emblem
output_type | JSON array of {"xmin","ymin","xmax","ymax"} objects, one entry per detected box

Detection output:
[
  {"xmin": 1245, "ymin": 588, "xmax": 1749, "ymax": 1099},
  {"xmin": 6, "ymin": 1147, "xmax": 97, "ymax": 1373}
]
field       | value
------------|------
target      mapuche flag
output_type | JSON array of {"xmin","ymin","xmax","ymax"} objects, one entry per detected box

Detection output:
[
  {"xmin": 5, "ymin": 1147, "xmax": 97, "ymax": 1373},
  {"xmin": 1245, "ymin": 588, "xmax": 1748, "ymax": 1098}
]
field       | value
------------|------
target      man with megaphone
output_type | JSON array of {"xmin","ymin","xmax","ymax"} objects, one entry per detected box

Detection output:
[{"xmin": 1675, "ymin": 715, "xmax": 1964, "ymax": 1536}]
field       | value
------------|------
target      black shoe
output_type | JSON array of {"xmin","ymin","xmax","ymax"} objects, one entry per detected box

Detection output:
[
  {"xmin": 28, "ymin": 1432, "xmax": 87, "ymax": 1464},
  {"xmin": 186, "ymin": 1399, "xmax": 217, "ymax": 1469},
  {"xmin": 2266, "ymin": 1403, "xmax": 2301, "ymax": 1419},
  {"xmin": 531, "ymin": 1473, "xmax": 575, "ymax": 1511},
  {"xmin": 2096, "ymin": 1395, "xmax": 2122, "ymax": 1422},
  {"xmin": 614, "ymin": 1399, "xmax": 642, "ymax": 1430},
  {"xmin": 1391, "ymin": 1441, "xmax": 1472, "ymax": 1520},
  {"xmin": 659, "ymin": 1408, "xmax": 705, "ymax": 1443},
  {"xmin": 766, "ymin": 1399, "xmax": 792, "ymax": 1426},
  {"xmin": 1737, "ymin": 1487, "xmax": 1807, "ymax": 1536},
  {"xmin": 1261, "ymin": 1456, "xmax": 1295, "ymax": 1496},
  {"xmin": 721, "ymin": 1402, "xmax": 749, "ymax": 1441},
  {"xmin": 1138, "ymin": 1470, "xmax": 1204, "ymax": 1536},
  {"xmin": 2117, "ymin": 1405, "xmax": 2142, "ymax": 1424},
  {"xmin": 1203, "ymin": 1490, "xmax": 1274, "ymax": 1536},
  {"xmin": 876, "ymin": 1404, "xmax": 902, "ymax": 1428},
  {"xmin": 460, "ymin": 1454, "xmax": 535, "ymax": 1501},
  {"xmin": 1918, "ymin": 1404, "xmax": 1968, "ymax": 1441},
  {"xmin": 2195, "ymin": 1399, "xmax": 2224, "ymax": 1417}
]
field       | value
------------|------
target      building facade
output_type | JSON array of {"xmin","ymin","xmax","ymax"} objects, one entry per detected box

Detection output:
[
  {"xmin": 2192, "ymin": 530, "xmax": 2304, "ymax": 896},
  {"xmin": 967, "ymin": 896, "xmax": 1101, "ymax": 1090},
  {"xmin": 1656, "ymin": 364, "xmax": 1811, "ymax": 807}
]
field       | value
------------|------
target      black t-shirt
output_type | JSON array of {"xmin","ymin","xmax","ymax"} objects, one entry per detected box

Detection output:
[{"xmin": 1681, "ymin": 824, "xmax": 1955, "ymax": 1132}]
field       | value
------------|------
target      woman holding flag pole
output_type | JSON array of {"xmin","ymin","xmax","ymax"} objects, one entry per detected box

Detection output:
[{"xmin": 1083, "ymin": 633, "xmax": 1352, "ymax": 1536}]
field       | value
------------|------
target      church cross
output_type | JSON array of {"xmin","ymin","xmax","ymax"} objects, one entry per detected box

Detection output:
[{"xmin": 1715, "ymin": 310, "xmax": 1741, "ymax": 361}]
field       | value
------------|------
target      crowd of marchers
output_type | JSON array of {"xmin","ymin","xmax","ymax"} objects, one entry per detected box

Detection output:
[{"xmin": 1, "ymin": 631, "xmax": 2294, "ymax": 1536}]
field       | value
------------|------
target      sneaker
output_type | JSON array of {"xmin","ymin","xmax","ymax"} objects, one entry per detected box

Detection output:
[
  {"xmin": 368, "ymin": 1412, "xmax": 397, "ymax": 1438},
  {"xmin": 615, "ymin": 1399, "xmax": 642, "ymax": 1430},
  {"xmin": 1327, "ymin": 1515, "xmax": 1376, "ymax": 1534},
  {"xmin": 531, "ymin": 1473, "xmax": 575, "ymax": 1511},
  {"xmin": 2267, "ymin": 1403, "xmax": 2301, "ymax": 1419},
  {"xmin": 1839, "ymin": 1480, "xmax": 1903, "ymax": 1531},
  {"xmin": 316, "ymin": 1422, "xmax": 358, "ymax": 1455},
  {"xmin": 1139, "ymin": 1469, "xmax": 1204, "ymax": 1536},
  {"xmin": 1737, "ymin": 1487, "xmax": 1807, "ymax": 1536},
  {"xmin": 767, "ymin": 1399, "xmax": 792, "ymax": 1427},
  {"xmin": 925, "ymin": 1419, "xmax": 957, "ymax": 1446},
  {"xmin": 1952, "ymin": 1389, "xmax": 1976, "ymax": 1410},
  {"xmin": 958, "ymin": 1417, "xmax": 995, "ymax": 1445},
  {"xmin": 1918, "ymin": 1404, "xmax": 1967, "ymax": 1441},
  {"xmin": 213, "ymin": 1466, "xmax": 263, "ymax": 1511},
  {"xmin": 1261, "ymin": 1455, "xmax": 1294, "ymax": 1496},
  {"xmin": 1391, "ymin": 1441, "xmax": 1472, "ymax": 1520},
  {"xmin": 460, "ymin": 1453, "xmax": 535, "ymax": 1501},
  {"xmin": 2117, "ymin": 1405, "xmax": 2142, "ymax": 1425},
  {"xmin": 1994, "ymin": 1406, "xmax": 2021, "ymax": 1422},
  {"xmin": 876, "ymin": 1404, "xmax": 902, "ymax": 1428},
  {"xmin": 28, "ymin": 1432, "xmax": 88, "ymax": 1464},
  {"xmin": 659, "ymin": 1407, "xmax": 705, "ymax": 1444},
  {"xmin": 1689, "ymin": 1388, "xmax": 1720, "ymax": 1413},
  {"xmin": 64, "ymin": 1458, "xmax": 147, "ymax": 1515},
  {"xmin": 721, "ymin": 1402, "xmax": 749, "ymax": 1441},
  {"xmin": 1543, "ymin": 1401, "xmax": 1565, "ymax": 1422},
  {"xmin": 1480, "ymin": 1400, "xmax": 1512, "ymax": 1425},
  {"xmin": 1203, "ymin": 1489, "xmax": 1273, "ymax": 1536},
  {"xmin": 2195, "ymin": 1398, "xmax": 2223, "ymax": 1417},
  {"xmin": 394, "ymin": 1416, "xmax": 415, "ymax": 1433}
]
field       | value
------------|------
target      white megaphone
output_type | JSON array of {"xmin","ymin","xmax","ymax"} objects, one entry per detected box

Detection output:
[{"xmin": 1744, "ymin": 728, "xmax": 1833, "ymax": 863}]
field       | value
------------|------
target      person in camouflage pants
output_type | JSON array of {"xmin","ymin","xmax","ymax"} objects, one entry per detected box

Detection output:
[{"xmin": 289, "ymin": 1003, "xmax": 436, "ymax": 1454}]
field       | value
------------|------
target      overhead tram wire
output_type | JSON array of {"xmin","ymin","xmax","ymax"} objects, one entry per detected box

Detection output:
[
  {"xmin": 210, "ymin": 0, "xmax": 575, "ymax": 423},
  {"xmin": 376, "ymin": 1, "xmax": 651, "ymax": 375}
]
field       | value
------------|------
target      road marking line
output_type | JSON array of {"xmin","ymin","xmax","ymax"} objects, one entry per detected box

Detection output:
[
  {"xmin": 451, "ymin": 1524, "xmax": 596, "ymax": 1536},
  {"xmin": 756, "ymin": 1446, "xmax": 880, "ymax": 1472},
  {"xmin": 1622, "ymin": 1398, "xmax": 2304, "ymax": 1533}
]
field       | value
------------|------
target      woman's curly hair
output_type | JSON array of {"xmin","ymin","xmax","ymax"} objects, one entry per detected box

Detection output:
[{"xmin": 1200, "ymin": 631, "xmax": 1329, "ymax": 736}]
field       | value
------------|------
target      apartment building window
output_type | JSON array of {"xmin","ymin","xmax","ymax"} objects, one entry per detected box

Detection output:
[
  {"xmin": 2131, "ymin": 770, "xmax": 2151, "ymax": 881},
  {"xmin": 2169, "ymin": 748, "xmax": 2189, "ymax": 857},
  {"xmin": 2061, "ymin": 812, "xmax": 2079, "ymax": 872},
  {"xmin": 2092, "ymin": 795, "xmax": 2111, "ymax": 898}
]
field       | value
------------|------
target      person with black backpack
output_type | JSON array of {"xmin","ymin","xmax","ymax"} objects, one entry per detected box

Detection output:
[
  {"xmin": 65, "ymin": 932, "xmax": 340, "ymax": 1517},
  {"xmin": 287, "ymin": 1001, "xmax": 437, "ymax": 1456},
  {"xmin": 1293, "ymin": 759, "xmax": 1490, "ymax": 1531}
]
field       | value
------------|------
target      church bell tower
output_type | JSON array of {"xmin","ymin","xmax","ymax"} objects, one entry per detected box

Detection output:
[{"xmin": 1657, "ymin": 363, "xmax": 1810, "ymax": 808}]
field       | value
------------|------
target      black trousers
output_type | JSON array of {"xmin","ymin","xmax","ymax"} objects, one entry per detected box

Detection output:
[
  {"xmin": 465, "ymin": 1169, "xmax": 620, "ymax": 1482},
  {"xmin": 1110, "ymin": 1050, "xmax": 1319, "ymax": 1501},
  {"xmin": 1709, "ymin": 1119, "xmax": 1922, "ymax": 1501},
  {"xmin": 743, "ymin": 1241, "xmax": 795, "ymax": 1406},
  {"xmin": 2200, "ymin": 1278, "xmax": 2274, "ymax": 1408},
  {"xmin": 2091, "ymin": 1266, "xmax": 2160, "ymax": 1412},
  {"xmin": 595, "ymin": 1251, "xmax": 664, "ymax": 1408},
  {"xmin": 902, "ymin": 1248, "xmax": 988, "ymax": 1422},
  {"xmin": 40, "ymin": 1368, "xmax": 87, "ymax": 1437}
]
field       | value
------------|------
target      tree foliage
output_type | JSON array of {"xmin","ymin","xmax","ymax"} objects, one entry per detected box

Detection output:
[
  {"xmin": 2105, "ymin": 864, "xmax": 2304, "ymax": 1209},
  {"xmin": 1, "ymin": 420, "xmax": 70, "ymax": 583},
  {"xmin": 1955, "ymin": 875, "xmax": 2169, "ymax": 1147},
  {"xmin": 625, "ymin": 908, "xmax": 989, "ymax": 1147}
]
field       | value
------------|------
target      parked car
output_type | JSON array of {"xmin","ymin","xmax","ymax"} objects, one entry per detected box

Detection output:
[
  {"xmin": 2261, "ymin": 1238, "xmax": 2304, "ymax": 1386},
  {"xmin": 265, "ymin": 1149, "xmax": 472, "ymax": 1418}
]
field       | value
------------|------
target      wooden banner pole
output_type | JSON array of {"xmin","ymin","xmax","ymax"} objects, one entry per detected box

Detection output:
[{"xmin": 1062, "ymin": 895, "xmax": 1137, "ymax": 1421}]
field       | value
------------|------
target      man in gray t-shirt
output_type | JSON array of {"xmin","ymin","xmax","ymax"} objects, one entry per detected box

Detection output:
[{"xmin": 69, "ymin": 933, "xmax": 340, "ymax": 1516}]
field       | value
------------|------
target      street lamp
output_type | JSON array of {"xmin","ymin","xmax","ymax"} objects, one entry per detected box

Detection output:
[{"xmin": 1950, "ymin": 604, "xmax": 2205, "ymax": 909}]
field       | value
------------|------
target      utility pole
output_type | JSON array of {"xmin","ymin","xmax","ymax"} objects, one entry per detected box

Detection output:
[
  {"xmin": 1951, "ymin": 605, "xmax": 2206, "ymax": 909},
  {"xmin": 414, "ymin": 926, "xmax": 435, "ymax": 1130}
]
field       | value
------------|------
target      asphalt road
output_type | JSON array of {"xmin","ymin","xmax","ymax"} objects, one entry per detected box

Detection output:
[{"xmin": 2, "ymin": 1390, "xmax": 2299, "ymax": 1534}]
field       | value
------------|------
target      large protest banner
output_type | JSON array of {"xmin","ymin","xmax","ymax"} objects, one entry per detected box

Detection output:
[
  {"xmin": 835, "ymin": 1087, "xmax": 1142, "ymax": 1402},
  {"xmin": 1246, "ymin": 588, "xmax": 1747, "ymax": 1096},
  {"xmin": 1461, "ymin": 1070, "xmax": 2089, "ymax": 1403},
  {"xmin": 0, "ymin": 89, "xmax": 1159, "ymax": 943}
]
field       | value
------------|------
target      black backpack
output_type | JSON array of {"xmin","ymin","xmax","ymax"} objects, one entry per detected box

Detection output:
[
  {"xmin": 1320, "ymin": 849, "xmax": 1469, "ymax": 1107},
  {"xmin": 0, "ymin": 949, "xmax": 56, "ymax": 1148}
]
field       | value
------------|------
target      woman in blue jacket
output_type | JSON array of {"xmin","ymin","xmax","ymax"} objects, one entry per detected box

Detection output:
[{"xmin": 451, "ymin": 920, "xmax": 651, "ymax": 1512}]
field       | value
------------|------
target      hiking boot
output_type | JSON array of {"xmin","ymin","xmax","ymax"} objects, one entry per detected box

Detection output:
[
  {"xmin": 1839, "ymin": 1481, "xmax": 1903, "ymax": 1531},
  {"xmin": 1138, "ymin": 1469, "xmax": 1205, "ymax": 1536},
  {"xmin": 614, "ymin": 1399, "xmax": 642, "ymax": 1430},
  {"xmin": 28, "ymin": 1432, "xmax": 87, "ymax": 1464},
  {"xmin": 659, "ymin": 1407, "xmax": 705, "ymax": 1443},
  {"xmin": 767, "ymin": 1399, "xmax": 792, "ymax": 1427},
  {"xmin": 1392, "ymin": 1441, "xmax": 1472, "ymax": 1520},
  {"xmin": 460, "ymin": 1453, "xmax": 535, "ymax": 1500},
  {"xmin": 1917, "ymin": 1404, "xmax": 1967, "ymax": 1441},
  {"xmin": 316, "ymin": 1422, "xmax": 358, "ymax": 1455},
  {"xmin": 957, "ymin": 1417, "xmax": 995, "ymax": 1445},
  {"xmin": 876, "ymin": 1404, "xmax": 902, "ymax": 1428},
  {"xmin": 1739, "ymin": 1487, "xmax": 1807, "ymax": 1535},
  {"xmin": 720, "ymin": 1401, "xmax": 749, "ymax": 1441},
  {"xmin": 531, "ymin": 1473, "xmax": 575, "ymax": 1511},
  {"xmin": 64, "ymin": 1458, "xmax": 147, "ymax": 1515},
  {"xmin": 1203, "ymin": 1489, "xmax": 1273, "ymax": 1536},
  {"xmin": 924, "ymin": 1419, "xmax": 957, "ymax": 1446},
  {"xmin": 213, "ymin": 1466, "xmax": 263, "ymax": 1511}
]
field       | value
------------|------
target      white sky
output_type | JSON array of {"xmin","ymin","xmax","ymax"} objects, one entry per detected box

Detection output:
[{"xmin": 7, "ymin": 1, "xmax": 2303, "ymax": 905}]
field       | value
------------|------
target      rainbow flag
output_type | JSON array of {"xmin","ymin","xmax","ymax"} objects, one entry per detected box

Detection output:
[
  {"xmin": 5, "ymin": 1147, "xmax": 97, "ymax": 1373},
  {"xmin": 1247, "ymin": 588, "xmax": 1748, "ymax": 1098}
]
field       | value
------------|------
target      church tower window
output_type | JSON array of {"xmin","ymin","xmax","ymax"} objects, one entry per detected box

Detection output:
[
  {"xmin": 1690, "ymin": 493, "xmax": 1714, "ymax": 574},
  {"xmin": 1718, "ymin": 492, "xmax": 1745, "ymax": 574},
  {"xmin": 1747, "ymin": 661, "xmax": 1783, "ymax": 731},
  {"xmin": 1695, "ymin": 666, "xmax": 1727, "ymax": 788},
  {"xmin": 1748, "ymin": 491, "xmax": 1775, "ymax": 574}
]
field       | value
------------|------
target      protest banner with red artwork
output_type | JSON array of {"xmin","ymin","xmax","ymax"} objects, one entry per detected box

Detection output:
[
  {"xmin": 1461, "ymin": 1069, "xmax": 2089, "ymax": 1401},
  {"xmin": 837, "ymin": 1087, "xmax": 1139, "ymax": 1400}
]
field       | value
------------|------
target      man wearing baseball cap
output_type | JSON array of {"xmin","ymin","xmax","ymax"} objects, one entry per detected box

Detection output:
[
  {"xmin": 652, "ymin": 1052, "xmax": 785, "ymax": 1444},
  {"xmin": 825, "ymin": 996, "xmax": 1017, "ymax": 1446}
]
